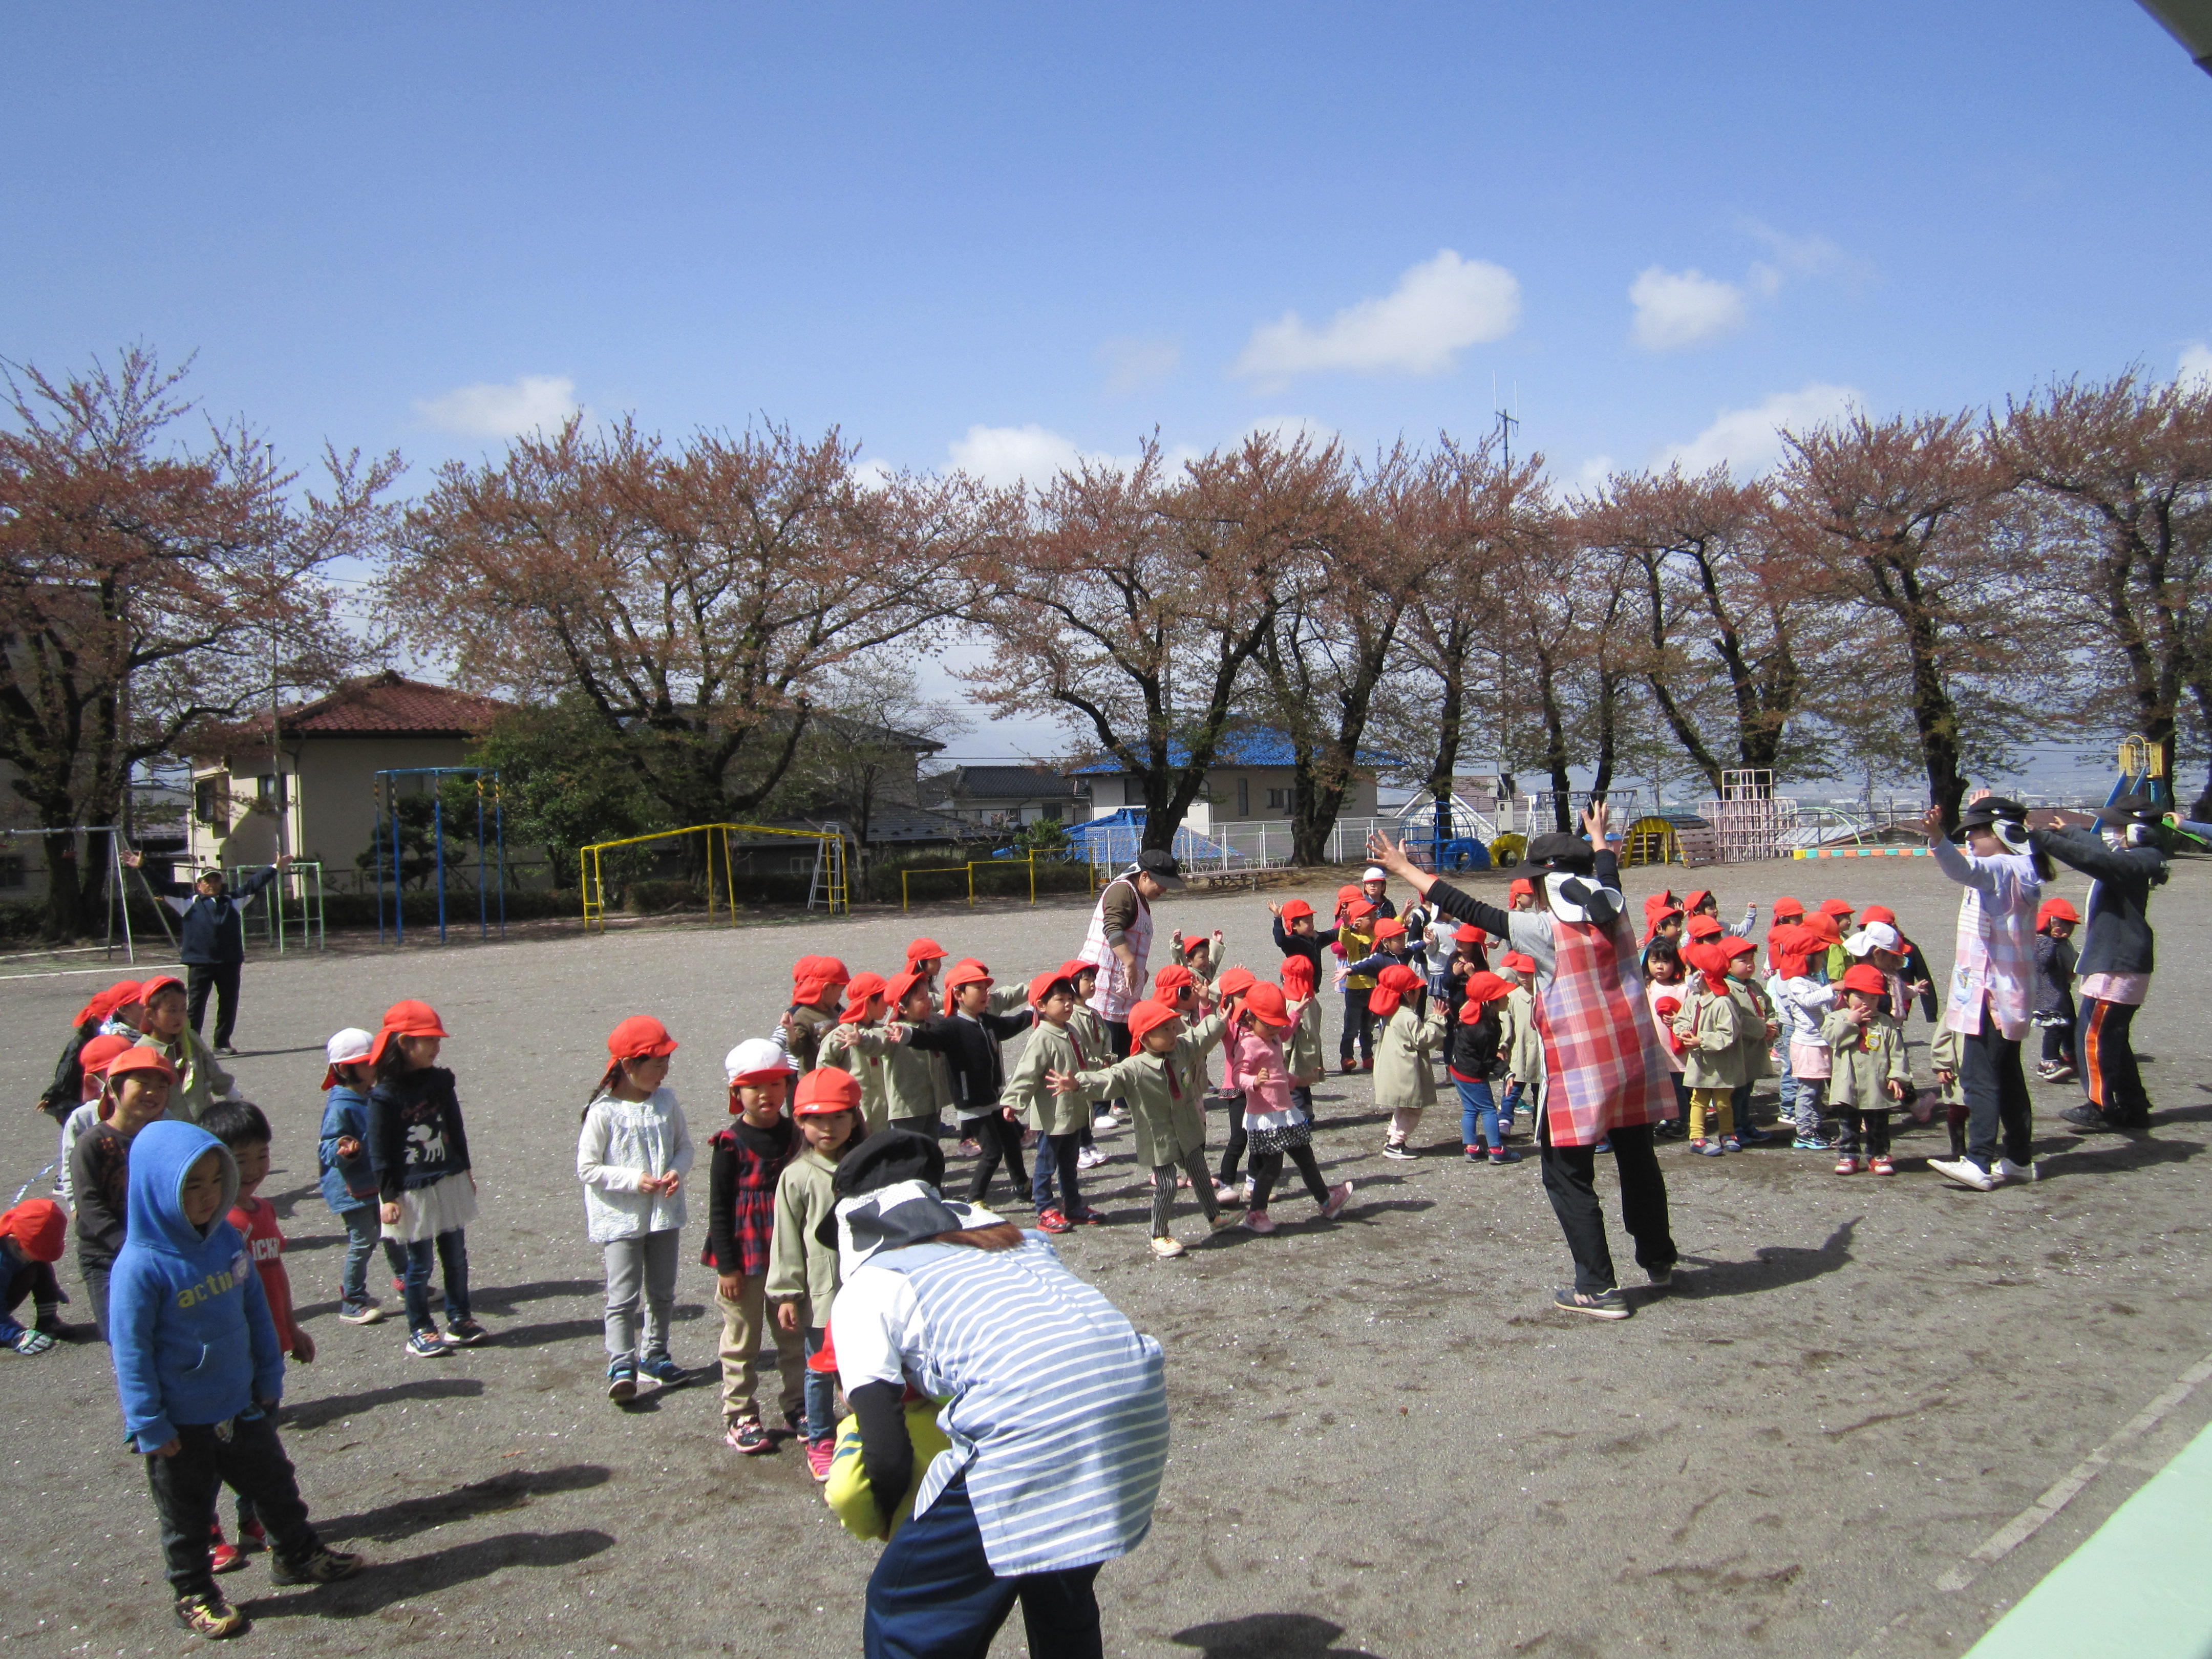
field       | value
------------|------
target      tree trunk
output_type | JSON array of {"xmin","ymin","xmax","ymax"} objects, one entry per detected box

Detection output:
[{"xmin": 1535, "ymin": 647, "xmax": 1573, "ymax": 830}]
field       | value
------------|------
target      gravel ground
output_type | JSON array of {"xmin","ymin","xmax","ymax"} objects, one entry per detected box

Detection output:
[{"xmin": 4, "ymin": 853, "xmax": 2209, "ymax": 1659}]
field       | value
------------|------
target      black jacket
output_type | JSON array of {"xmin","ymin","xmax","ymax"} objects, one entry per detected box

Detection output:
[
  {"xmin": 909, "ymin": 1010, "xmax": 1035, "ymax": 1115},
  {"xmin": 2030, "ymin": 827, "xmax": 2164, "ymax": 977},
  {"xmin": 1272, "ymin": 917, "xmax": 1341, "ymax": 973},
  {"xmin": 39, "ymin": 1025, "xmax": 97, "ymax": 1123},
  {"xmin": 146, "ymin": 866, "xmax": 280, "ymax": 965}
]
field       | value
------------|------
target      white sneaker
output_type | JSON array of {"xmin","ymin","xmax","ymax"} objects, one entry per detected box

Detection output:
[
  {"xmin": 1076, "ymin": 1145, "xmax": 1106, "ymax": 1170},
  {"xmin": 1995, "ymin": 1157, "xmax": 2038, "ymax": 1184},
  {"xmin": 1148, "ymin": 1235, "xmax": 1185, "ymax": 1258},
  {"xmin": 1929, "ymin": 1157, "xmax": 1996, "ymax": 1192},
  {"xmin": 1092, "ymin": 1114, "xmax": 1116, "ymax": 1133},
  {"xmin": 1381, "ymin": 1142, "xmax": 1415, "ymax": 1161}
]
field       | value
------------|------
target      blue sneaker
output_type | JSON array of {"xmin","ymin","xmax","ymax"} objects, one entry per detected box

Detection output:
[
  {"xmin": 607, "ymin": 1358, "xmax": 636, "ymax": 1401},
  {"xmin": 637, "ymin": 1352, "xmax": 686, "ymax": 1386},
  {"xmin": 407, "ymin": 1330, "xmax": 452, "ymax": 1359},
  {"xmin": 1792, "ymin": 1133, "xmax": 1831, "ymax": 1151},
  {"xmin": 1692, "ymin": 1138, "xmax": 1724, "ymax": 1157},
  {"xmin": 1736, "ymin": 1126, "xmax": 1772, "ymax": 1144}
]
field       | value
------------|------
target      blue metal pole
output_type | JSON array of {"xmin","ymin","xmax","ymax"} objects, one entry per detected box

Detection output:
[
  {"xmin": 376, "ymin": 775, "xmax": 386, "ymax": 946},
  {"xmin": 434, "ymin": 786, "xmax": 447, "ymax": 944}
]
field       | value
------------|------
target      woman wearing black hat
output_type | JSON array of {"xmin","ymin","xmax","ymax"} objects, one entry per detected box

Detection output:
[
  {"xmin": 2029, "ymin": 796, "xmax": 2167, "ymax": 1133},
  {"xmin": 823, "ymin": 1129, "xmax": 1168, "ymax": 1657},
  {"xmin": 1369, "ymin": 806, "xmax": 1679, "ymax": 1320}
]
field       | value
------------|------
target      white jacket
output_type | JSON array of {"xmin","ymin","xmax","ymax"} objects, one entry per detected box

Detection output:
[
  {"xmin": 1768, "ymin": 974, "xmax": 1834, "ymax": 1047},
  {"xmin": 577, "ymin": 1087, "xmax": 695, "ymax": 1242}
]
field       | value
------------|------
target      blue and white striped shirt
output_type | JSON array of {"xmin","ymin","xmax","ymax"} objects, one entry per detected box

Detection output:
[{"xmin": 832, "ymin": 1233, "xmax": 1168, "ymax": 1576}]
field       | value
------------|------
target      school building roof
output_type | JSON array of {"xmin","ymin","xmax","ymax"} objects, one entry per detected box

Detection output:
[{"xmin": 1064, "ymin": 728, "xmax": 1401, "ymax": 775}]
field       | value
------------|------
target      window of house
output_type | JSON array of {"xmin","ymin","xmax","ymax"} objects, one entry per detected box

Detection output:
[
  {"xmin": 0, "ymin": 856, "xmax": 24, "ymax": 890},
  {"xmin": 1236, "ymin": 777, "xmax": 1249, "ymax": 818},
  {"xmin": 1041, "ymin": 801, "xmax": 1060, "ymax": 820},
  {"xmin": 1267, "ymin": 788, "xmax": 1288, "ymax": 811},
  {"xmin": 195, "ymin": 776, "xmax": 230, "ymax": 834}
]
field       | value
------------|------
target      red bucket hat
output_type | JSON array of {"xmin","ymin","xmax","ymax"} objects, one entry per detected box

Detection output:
[
  {"xmin": 76, "ymin": 1033, "xmax": 136, "ymax": 1099},
  {"xmin": 905, "ymin": 938, "xmax": 948, "ymax": 971},
  {"xmin": 792, "ymin": 955, "xmax": 852, "ymax": 1006},
  {"xmin": 370, "ymin": 998, "xmax": 450, "ymax": 1067},
  {"xmin": 1279, "ymin": 956, "xmax": 1315, "ymax": 997},
  {"xmin": 1368, "ymin": 963, "xmax": 1424, "ymax": 1018},
  {"xmin": 1153, "ymin": 964, "xmax": 1196, "ymax": 997},
  {"xmin": 1771, "ymin": 897, "xmax": 1805, "ymax": 921},
  {"xmin": 1216, "ymin": 966, "xmax": 1258, "ymax": 1002},
  {"xmin": 75, "ymin": 980, "xmax": 141, "ymax": 1029},
  {"xmin": 883, "ymin": 970, "xmax": 930, "ymax": 1014},
  {"xmin": 1839, "ymin": 963, "xmax": 1889, "ymax": 997},
  {"xmin": 1457, "ymin": 971, "xmax": 1513, "ymax": 1018}
]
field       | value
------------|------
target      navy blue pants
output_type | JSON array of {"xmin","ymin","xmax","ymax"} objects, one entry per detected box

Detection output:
[{"xmin": 864, "ymin": 1473, "xmax": 1103, "ymax": 1659}]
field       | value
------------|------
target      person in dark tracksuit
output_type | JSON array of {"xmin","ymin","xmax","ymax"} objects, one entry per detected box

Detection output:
[
  {"xmin": 123, "ymin": 851, "xmax": 290, "ymax": 1054},
  {"xmin": 2030, "ymin": 795, "xmax": 2166, "ymax": 1133}
]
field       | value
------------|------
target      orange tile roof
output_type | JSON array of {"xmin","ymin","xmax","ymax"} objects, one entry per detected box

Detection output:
[{"xmin": 199, "ymin": 672, "xmax": 511, "ymax": 751}]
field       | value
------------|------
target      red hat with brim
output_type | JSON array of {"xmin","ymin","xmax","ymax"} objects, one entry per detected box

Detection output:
[
  {"xmin": 1368, "ymin": 963, "xmax": 1424, "ymax": 1018},
  {"xmin": 0, "ymin": 1199, "xmax": 67, "ymax": 1264},
  {"xmin": 792, "ymin": 955, "xmax": 852, "ymax": 1006},
  {"xmin": 841, "ymin": 972, "xmax": 889, "ymax": 1021},
  {"xmin": 1455, "ymin": 924, "xmax": 1485, "ymax": 946},
  {"xmin": 1126, "ymin": 1000, "xmax": 1182, "ymax": 1049},
  {"xmin": 1344, "ymin": 900, "xmax": 1377, "ymax": 922},
  {"xmin": 138, "ymin": 974, "xmax": 185, "ymax": 1005},
  {"xmin": 1027, "ymin": 970, "xmax": 1078, "ymax": 1009},
  {"xmin": 1279, "ymin": 900, "xmax": 1315, "ymax": 922},
  {"xmin": 1861, "ymin": 905, "xmax": 1898, "ymax": 927},
  {"xmin": 1771, "ymin": 897, "xmax": 1805, "ymax": 920},
  {"xmin": 884, "ymin": 970, "xmax": 930, "ymax": 1013},
  {"xmin": 1508, "ymin": 878, "xmax": 1536, "ymax": 900},
  {"xmin": 1216, "ymin": 966, "xmax": 1258, "ymax": 1001},
  {"xmin": 1153, "ymin": 964, "xmax": 1196, "ymax": 996},
  {"xmin": 105, "ymin": 1045, "xmax": 176, "ymax": 1084},
  {"xmin": 1371, "ymin": 917, "xmax": 1406, "ymax": 943},
  {"xmin": 1500, "ymin": 951, "xmax": 1536, "ymax": 973},
  {"xmin": 942, "ymin": 957, "xmax": 992, "ymax": 1013},
  {"xmin": 370, "ymin": 999, "xmax": 449, "ymax": 1067},
  {"xmin": 1239, "ymin": 983, "xmax": 1293, "ymax": 1028},
  {"xmin": 1818, "ymin": 899, "xmax": 1855, "ymax": 918},
  {"xmin": 1684, "ymin": 915, "xmax": 1724, "ymax": 943},
  {"xmin": 607, "ymin": 1015, "xmax": 679, "ymax": 1060},
  {"xmin": 75, "ymin": 980, "xmax": 142, "ymax": 1029},
  {"xmin": 2036, "ymin": 898, "xmax": 2081, "ymax": 927},
  {"xmin": 793, "ymin": 1068, "xmax": 863, "ymax": 1117},
  {"xmin": 906, "ymin": 938, "xmax": 948, "ymax": 970},
  {"xmin": 76, "ymin": 1034, "xmax": 136, "ymax": 1098},
  {"xmin": 1335, "ymin": 884, "xmax": 1362, "ymax": 905},
  {"xmin": 1279, "ymin": 956, "xmax": 1315, "ymax": 995},
  {"xmin": 1458, "ymin": 971, "xmax": 1513, "ymax": 1018},
  {"xmin": 1840, "ymin": 963, "xmax": 1889, "ymax": 997}
]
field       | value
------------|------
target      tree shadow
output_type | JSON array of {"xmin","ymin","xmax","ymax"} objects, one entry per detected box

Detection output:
[
  {"xmin": 284, "ymin": 1377, "xmax": 485, "ymax": 1432},
  {"xmin": 1674, "ymin": 1218, "xmax": 1856, "ymax": 1299},
  {"xmin": 242, "ymin": 1527, "xmax": 614, "ymax": 1620},
  {"xmin": 314, "ymin": 1464, "xmax": 611, "ymax": 1545},
  {"xmin": 2037, "ymin": 1137, "xmax": 2205, "ymax": 1180},
  {"xmin": 1172, "ymin": 1613, "xmax": 1384, "ymax": 1658},
  {"xmin": 464, "ymin": 1278, "xmax": 601, "ymax": 1315}
]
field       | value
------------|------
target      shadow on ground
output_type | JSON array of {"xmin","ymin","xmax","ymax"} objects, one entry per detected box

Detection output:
[
  {"xmin": 243, "ymin": 1527, "xmax": 615, "ymax": 1621},
  {"xmin": 316, "ymin": 1463, "xmax": 610, "ymax": 1545},
  {"xmin": 1677, "ymin": 1218, "xmax": 1857, "ymax": 1298},
  {"xmin": 1172, "ymin": 1613, "xmax": 1385, "ymax": 1658}
]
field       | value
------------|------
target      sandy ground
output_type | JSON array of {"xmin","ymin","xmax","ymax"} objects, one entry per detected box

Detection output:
[{"xmin": 4, "ymin": 852, "xmax": 2209, "ymax": 1659}]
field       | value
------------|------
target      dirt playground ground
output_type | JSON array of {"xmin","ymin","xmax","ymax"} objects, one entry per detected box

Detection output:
[{"xmin": 4, "ymin": 853, "xmax": 2208, "ymax": 1658}]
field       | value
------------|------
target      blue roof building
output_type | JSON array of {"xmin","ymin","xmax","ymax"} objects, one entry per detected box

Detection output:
[{"xmin": 1064, "ymin": 727, "xmax": 1399, "ymax": 834}]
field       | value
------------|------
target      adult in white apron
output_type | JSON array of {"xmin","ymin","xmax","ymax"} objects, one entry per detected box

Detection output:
[{"xmin": 1077, "ymin": 849, "xmax": 1182, "ymax": 1057}]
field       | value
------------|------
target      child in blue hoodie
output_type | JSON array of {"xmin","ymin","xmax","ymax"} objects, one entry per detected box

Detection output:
[
  {"xmin": 109, "ymin": 1121, "xmax": 361, "ymax": 1638},
  {"xmin": 316, "ymin": 1027, "xmax": 402, "ymax": 1325}
]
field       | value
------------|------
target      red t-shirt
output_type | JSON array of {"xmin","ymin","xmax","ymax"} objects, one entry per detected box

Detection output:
[{"xmin": 228, "ymin": 1197, "xmax": 296, "ymax": 1352}]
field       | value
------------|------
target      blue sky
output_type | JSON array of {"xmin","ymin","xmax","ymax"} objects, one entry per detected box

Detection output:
[{"xmin": 6, "ymin": 3, "xmax": 2208, "ymax": 773}]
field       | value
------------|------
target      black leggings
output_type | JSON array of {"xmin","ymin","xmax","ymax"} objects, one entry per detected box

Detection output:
[
  {"xmin": 1339, "ymin": 989, "xmax": 1374, "ymax": 1064},
  {"xmin": 1217, "ymin": 1114, "xmax": 1247, "ymax": 1186},
  {"xmin": 964, "ymin": 1114, "xmax": 1029, "ymax": 1206},
  {"xmin": 1837, "ymin": 1108, "xmax": 1893, "ymax": 1157},
  {"xmin": 1250, "ymin": 1144, "xmax": 1331, "ymax": 1212}
]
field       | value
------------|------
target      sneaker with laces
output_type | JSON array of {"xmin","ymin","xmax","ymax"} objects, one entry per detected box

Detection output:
[
  {"xmin": 1995, "ymin": 1157, "xmax": 2038, "ymax": 1183},
  {"xmin": 1463, "ymin": 1146, "xmax": 1484, "ymax": 1162},
  {"xmin": 336, "ymin": 1300, "xmax": 385, "ymax": 1325},
  {"xmin": 636, "ymin": 1352, "xmax": 686, "ymax": 1385},
  {"xmin": 1148, "ymin": 1236, "xmax": 1186, "ymax": 1258},
  {"xmin": 1929, "ymin": 1157, "xmax": 1996, "ymax": 1191},
  {"xmin": 443, "ymin": 1317, "xmax": 489, "ymax": 1346},
  {"xmin": 407, "ymin": 1329, "xmax": 451, "ymax": 1359},
  {"xmin": 726, "ymin": 1419, "xmax": 772, "ymax": 1455},
  {"xmin": 174, "ymin": 1591, "xmax": 246, "ymax": 1639},
  {"xmin": 1835, "ymin": 1155, "xmax": 1861, "ymax": 1175},
  {"xmin": 1240, "ymin": 1209, "xmax": 1278, "ymax": 1235},
  {"xmin": 805, "ymin": 1436, "xmax": 837, "ymax": 1482},
  {"xmin": 1036, "ymin": 1208, "xmax": 1072, "ymax": 1234},
  {"xmin": 1792, "ymin": 1134, "xmax": 1831, "ymax": 1151},
  {"xmin": 1552, "ymin": 1287, "xmax": 1631, "ymax": 1320},
  {"xmin": 269, "ymin": 1545, "xmax": 363, "ymax": 1586},
  {"xmin": 1380, "ymin": 1141, "xmax": 1415, "ymax": 1161},
  {"xmin": 1869, "ymin": 1155, "xmax": 1897, "ymax": 1175},
  {"xmin": 1321, "ymin": 1181, "xmax": 1353, "ymax": 1219},
  {"xmin": 1076, "ymin": 1145, "xmax": 1106, "ymax": 1169}
]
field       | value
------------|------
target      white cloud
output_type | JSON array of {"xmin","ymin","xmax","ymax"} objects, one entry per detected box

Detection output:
[
  {"xmin": 1096, "ymin": 336, "xmax": 1181, "ymax": 396},
  {"xmin": 1629, "ymin": 267, "xmax": 1749, "ymax": 351},
  {"xmin": 1242, "ymin": 414, "xmax": 1341, "ymax": 451},
  {"xmin": 1657, "ymin": 382, "xmax": 1860, "ymax": 479},
  {"xmin": 947, "ymin": 424, "xmax": 1150, "ymax": 490},
  {"xmin": 2180, "ymin": 343, "xmax": 2212, "ymax": 390},
  {"xmin": 849, "ymin": 457, "xmax": 898, "ymax": 493},
  {"xmin": 1233, "ymin": 250, "xmax": 1521, "ymax": 384},
  {"xmin": 1577, "ymin": 455, "xmax": 1617, "ymax": 487},
  {"xmin": 413, "ymin": 374, "xmax": 580, "ymax": 438}
]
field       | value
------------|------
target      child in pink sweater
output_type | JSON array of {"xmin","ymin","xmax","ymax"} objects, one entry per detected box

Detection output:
[{"xmin": 1224, "ymin": 985, "xmax": 1350, "ymax": 1235}]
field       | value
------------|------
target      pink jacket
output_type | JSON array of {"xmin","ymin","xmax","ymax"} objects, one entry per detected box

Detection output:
[{"xmin": 1221, "ymin": 1021, "xmax": 1293, "ymax": 1115}]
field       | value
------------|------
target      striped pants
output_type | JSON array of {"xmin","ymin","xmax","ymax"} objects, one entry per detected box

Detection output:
[{"xmin": 2081, "ymin": 997, "xmax": 2150, "ymax": 1125}]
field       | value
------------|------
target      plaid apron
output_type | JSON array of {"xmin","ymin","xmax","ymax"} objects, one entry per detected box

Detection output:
[
  {"xmin": 1533, "ymin": 914, "xmax": 1671, "ymax": 1147},
  {"xmin": 1079, "ymin": 877, "xmax": 1153, "ymax": 1023}
]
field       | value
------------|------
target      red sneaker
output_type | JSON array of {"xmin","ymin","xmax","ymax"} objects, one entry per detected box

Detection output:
[
  {"xmin": 805, "ymin": 1437, "xmax": 836, "ymax": 1483},
  {"xmin": 209, "ymin": 1527, "xmax": 244, "ymax": 1575},
  {"xmin": 1036, "ymin": 1208, "xmax": 1072, "ymax": 1234}
]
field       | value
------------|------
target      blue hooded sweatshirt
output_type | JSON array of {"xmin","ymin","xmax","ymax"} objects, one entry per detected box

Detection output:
[{"xmin": 108, "ymin": 1120, "xmax": 285, "ymax": 1454}]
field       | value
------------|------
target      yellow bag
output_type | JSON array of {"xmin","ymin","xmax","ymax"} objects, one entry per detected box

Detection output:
[{"xmin": 824, "ymin": 1398, "xmax": 951, "ymax": 1541}]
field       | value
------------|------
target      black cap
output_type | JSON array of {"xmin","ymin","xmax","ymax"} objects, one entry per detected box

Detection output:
[
  {"xmin": 2095, "ymin": 792, "xmax": 2162, "ymax": 827},
  {"xmin": 1953, "ymin": 795, "xmax": 2028, "ymax": 830},
  {"xmin": 1133, "ymin": 848, "xmax": 1183, "ymax": 888},
  {"xmin": 1526, "ymin": 831, "xmax": 1594, "ymax": 873},
  {"xmin": 831, "ymin": 1127, "xmax": 945, "ymax": 1202}
]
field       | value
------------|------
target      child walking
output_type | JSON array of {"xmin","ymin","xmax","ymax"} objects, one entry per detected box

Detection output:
[
  {"xmin": 1674, "ymin": 943, "xmax": 1745, "ymax": 1155},
  {"xmin": 1222, "ymin": 983, "xmax": 1350, "ymax": 1232},
  {"xmin": 316, "ymin": 1027, "xmax": 403, "ymax": 1325},
  {"xmin": 1823, "ymin": 964, "xmax": 1910, "ymax": 1174},
  {"xmin": 1453, "ymin": 971, "xmax": 1522, "ymax": 1164},
  {"xmin": 1373, "ymin": 964, "xmax": 1449, "ymax": 1160},
  {"xmin": 109, "ymin": 1120, "xmax": 359, "ymax": 1638},
  {"xmin": 366, "ymin": 1000, "xmax": 487, "ymax": 1357},
  {"xmin": 2033, "ymin": 898, "xmax": 2080, "ymax": 1081},
  {"xmin": 1052, "ymin": 999, "xmax": 1237, "ymax": 1256},
  {"xmin": 768, "ymin": 1067, "xmax": 863, "ymax": 1480},
  {"xmin": 581, "ymin": 1016, "xmax": 694, "ymax": 1402},
  {"xmin": 923, "ymin": 959, "xmax": 1035, "ymax": 1206},
  {"xmin": 201, "ymin": 1100, "xmax": 314, "ymax": 1575},
  {"xmin": 704, "ymin": 1038, "xmax": 806, "ymax": 1453}
]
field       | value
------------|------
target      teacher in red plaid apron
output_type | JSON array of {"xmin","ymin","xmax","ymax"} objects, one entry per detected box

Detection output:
[
  {"xmin": 1369, "ymin": 804, "xmax": 1678, "ymax": 1320},
  {"xmin": 1076, "ymin": 849, "xmax": 1181, "ymax": 1061}
]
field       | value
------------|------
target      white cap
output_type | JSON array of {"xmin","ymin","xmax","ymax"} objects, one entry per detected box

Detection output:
[
  {"xmin": 725, "ymin": 1037, "xmax": 794, "ymax": 1083},
  {"xmin": 324, "ymin": 1027, "xmax": 375, "ymax": 1067},
  {"xmin": 1362, "ymin": 866, "xmax": 1388, "ymax": 884},
  {"xmin": 1844, "ymin": 922, "xmax": 1900, "ymax": 956}
]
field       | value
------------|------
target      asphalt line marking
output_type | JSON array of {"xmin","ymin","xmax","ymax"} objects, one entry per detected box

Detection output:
[
  {"xmin": 0, "ymin": 963, "xmax": 182, "ymax": 984},
  {"xmin": 1932, "ymin": 1349, "xmax": 2212, "ymax": 1594}
]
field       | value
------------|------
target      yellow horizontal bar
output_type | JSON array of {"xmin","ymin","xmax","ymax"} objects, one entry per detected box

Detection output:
[{"xmin": 580, "ymin": 822, "xmax": 841, "ymax": 857}]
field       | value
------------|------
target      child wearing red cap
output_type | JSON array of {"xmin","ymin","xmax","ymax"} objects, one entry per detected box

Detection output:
[
  {"xmin": 56, "ymin": 1032, "xmax": 136, "ymax": 1211},
  {"xmin": 1336, "ymin": 901, "xmax": 1381, "ymax": 1074},
  {"xmin": 2032, "ymin": 898, "xmax": 2080, "ymax": 1081},
  {"xmin": 580, "ymin": 1017, "xmax": 694, "ymax": 1402},
  {"xmin": 128, "ymin": 974, "xmax": 237, "ymax": 1124},
  {"xmin": 1494, "ymin": 952, "xmax": 1542, "ymax": 1139},
  {"xmin": 71, "ymin": 1045, "xmax": 176, "ymax": 1336},
  {"xmin": 1673, "ymin": 943, "xmax": 1745, "ymax": 1155},
  {"xmin": 1373, "ymin": 964, "xmax": 1448, "ymax": 1159},
  {"xmin": 0, "ymin": 1198, "xmax": 67, "ymax": 1352},
  {"xmin": 706, "ymin": 1038, "xmax": 804, "ymax": 1451},
  {"xmin": 1766, "ymin": 925, "xmax": 1836, "ymax": 1151},
  {"xmin": 1281, "ymin": 955, "xmax": 1326, "ymax": 1123},
  {"xmin": 1208, "ymin": 966, "xmax": 1259, "ymax": 1198},
  {"xmin": 819, "ymin": 973, "xmax": 909, "ymax": 1136},
  {"xmin": 1062, "ymin": 961, "xmax": 1120, "ymax": 1153},
  {"xmin": 367, "ymin": 1001, "xmax": 486, "ymax": 1357},
  {"xmin": 1822, "ymin": 965, "xmax": 1909, "ymax": 1174},
  {"xmin": 1724, "ymin": 938, "xmax": 1779, "ymax": 1145},
  {"xmin": 1453, "ymin": 972, "xmax": 1522, "ymax": 1165},
  {"xmin": 925, "ymin": 960, "xmax": 1038, "ymax": 1202},
  {"xmin": 1507, "ymin": 878, "xmax": 1538, "ymax": 911},
  {"xmin": 780, "ymin": 957, "xmax": 852, "ymax": 1075},
  {"xmin": 1003, "ymin": 971, "xmax": 1099, "ymax": 1232},
  {"xmin": 1642, "ymin": 942, "xmax": 1691, "ymax": 1139},
  {"xmin": 1049, "ymin": 999, "xmax": 1238, "ymax": 1256},
  {"xmin": 1269, "ymin": 897, "xmax": 1342, "ymax": 985},
  {"xmin": 1219, "ymin": 984, "xmax": 1350, "ymax": 1232},
  {"xmin": 876, "ymin": 972, "xmax": 946, "ymax": 1140},
  {"xmin": 769, "ymin": 1067, "xmax": 864, "ymax": 1478},
  {"xmin": 39, "ymin": 980, "xmax": 140, "ymax": 1124}
]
